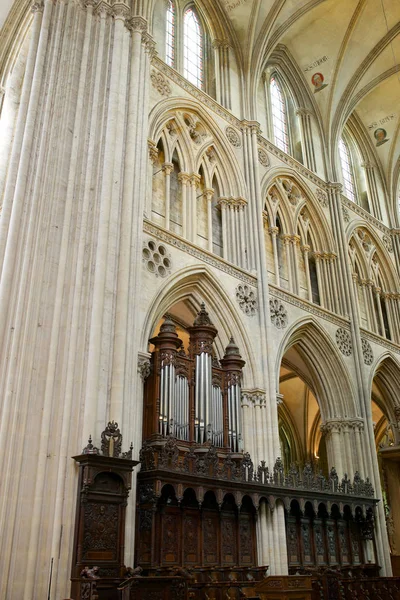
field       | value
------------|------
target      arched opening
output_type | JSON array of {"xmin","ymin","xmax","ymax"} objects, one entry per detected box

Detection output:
[
  {"xmin": 211, "ymin": 174, "xmax": 223, "ymax": 256},
  {"xmin": 371, "ymin": 357, "xmax": 400, "ymax": 574},
  {"xmin": 276, "ymin": 321, "xmax": 358, "ymax": 480},
  {"xmin": 279, "ymin": 344, "xmax": 324, "ymax": 475}
]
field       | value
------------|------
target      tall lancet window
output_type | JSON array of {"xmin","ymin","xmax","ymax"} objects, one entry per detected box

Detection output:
[
  {"xmin": 183, "ymin": 8, "xmax": 203, "ymax": 89},
  {"xmin": 339, "ymin": 137, "xmax": 356, "ymax": 202},
  {"xmin": 270, "ymin": 76, "xmax": 289, "ymax": 153},
  {"xmin": 166, "ymin": 1, "xmax": 175, "ymax": 67}
]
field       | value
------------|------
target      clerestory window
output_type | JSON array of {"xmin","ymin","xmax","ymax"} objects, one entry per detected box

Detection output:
[
  {"xmin": 183, "ymin": 8, "xmax": 203, "ymax": 89},
  {"xmin": 339, "ymin": 137, "xmax": 356, "ymax": 202},
  {"xmin": 166, "ymin": 1, "xmax": 175, "ymax": 68},
  {"xmin": 270, "ymin": 76, "xmax": 289, "ymax": 153}
]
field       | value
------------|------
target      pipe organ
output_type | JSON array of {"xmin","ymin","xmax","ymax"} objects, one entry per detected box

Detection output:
[{"xmin": 143, "ymin": 304, "xmax": 245, "ymax": 452}]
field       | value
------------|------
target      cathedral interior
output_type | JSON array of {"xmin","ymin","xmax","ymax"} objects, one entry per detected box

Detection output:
[{"xmin": 0, "ymin": 0, "xmax": 400, "ymax": 598}]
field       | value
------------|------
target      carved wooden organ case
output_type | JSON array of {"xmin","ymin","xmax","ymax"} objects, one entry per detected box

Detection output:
[{"xmin": 137, "ymin": 305, "xmax": 258, "ymax": 570}]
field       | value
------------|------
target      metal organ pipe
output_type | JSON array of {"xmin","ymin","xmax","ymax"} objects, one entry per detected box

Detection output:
[{"xmin": 149, "ymin": 308, "xmax": 245, "ymax": 452}]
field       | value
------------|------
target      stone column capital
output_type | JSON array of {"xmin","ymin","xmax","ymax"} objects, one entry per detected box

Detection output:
[
  {"xmin": 138, "ymin": 354, "xmax": 151, "ymax": 381},
  {"xmin": 203, "ymin": 188, "xmax": 214, "ymax": 201},
  {"xmin": 178, "ymin": 172, "xmax": 191, "ymax": 185},
  {"xmin": 189, "ymin": 173, "xmax": 201, "ymax": 188},
  {"xmin": 127, "ymin": 15, "xmax": 148, "ymax": 33},
  {"xmin": 296, "ymin": 107, "xmax": 312, "ymax": 117},
  {"xmin": 162, "ymin": 162, "xmax": 174, "ymax": 175},
  {"xmin": 148, "ymin": 139, "xmax": 158, "ymax": 163}
]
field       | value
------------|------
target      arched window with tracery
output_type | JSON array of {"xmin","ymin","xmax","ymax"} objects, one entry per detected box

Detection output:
[
  {"xmin": 270, "ymin": 76, "xmax": 289, "ymax": 153},
  {"xmin": 166, "ymin": 0, "xmax": 176, "ymax": 68},
  {"xmin": 339, "ymin": 137, "xmax": 357, "ymax": 202},
  {"xmin": 183, "ymin": 8, "xmax": 203, "ymax": 89}
]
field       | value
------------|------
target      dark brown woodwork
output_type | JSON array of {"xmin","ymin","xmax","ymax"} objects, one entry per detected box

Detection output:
[{"xmin": 71, "ymin": 423, "xmax": 137, "ymax": 599}]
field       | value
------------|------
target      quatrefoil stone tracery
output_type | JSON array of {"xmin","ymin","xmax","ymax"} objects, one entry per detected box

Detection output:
[
  {"xmin": 269, "ymin": 298, "xmax": 288, "ymax": 329},
  {"xmin": 236, "ymin": 284, "xmax": 257, "ymax": 316},
  {"xmin": 336, "ymin": 328, "xmax": 352, "ymax": 356}
]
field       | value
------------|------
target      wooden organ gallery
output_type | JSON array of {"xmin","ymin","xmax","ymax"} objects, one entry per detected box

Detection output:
[{"xmin": 132, "ymin": 306, "xmax": 379, "ymax": 576}]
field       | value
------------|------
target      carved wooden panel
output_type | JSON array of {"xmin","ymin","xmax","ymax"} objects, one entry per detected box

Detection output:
[
  {"xmin": 221, "ymin": 514, "xmax": 236, "ymax": 565},
  {"xmin": 182, "ymin": 509, "xmax": 200, "ymax": 564},
  {"xmin": 286, "ymin": 518, "xmax": 300, "ymax": 566},
  {"xmin": 313, "ymin": 519, "xmax": 326, "ymax": 566},
  {"xmin": 161, "ymin": 509, "xmax": 181, "ymax": 565},
  {"xmin": 137, "ymin": 509, "xmax": 153, "ymax": 565},
  {"xmin": 326, "ymin": 519, "xmax": 338, "ymax": 566},
  {"xmin": 338, "ymin": 520, "xmax": 350, "ymax": 565},
  {"xmin": 349, "ymin": 521, "xmax": 362, "ymax": 565},
  {"xmin": 82, "ymin": 502, "xmax": 119, "ymax": 561},
  {"xmin": 239, "ymin": 513, "xmax": 254, "ymax": 565},
  {"xmin": 300, "ymin": 518, "xmax": 313, "ymax": 565},
  {"xmin": 203, "ymin": 511, "xmax": 219, "ymax": 565}
]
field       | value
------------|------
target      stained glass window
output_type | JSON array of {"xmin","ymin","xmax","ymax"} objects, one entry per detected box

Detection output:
[
  {"xmin": 166, "ymin": 1, "xmax": 175, "ymax": 68},
  {"xmin": 183, "ymin": 8, "xmax": 203, "ymax": 89},
  {"xmin": 339, "ymin": 137, "xmax": 356, "ymax": 202},
  {"xmin": 270, "ymin": 76, "xmax": 289, "ymax": 153}
]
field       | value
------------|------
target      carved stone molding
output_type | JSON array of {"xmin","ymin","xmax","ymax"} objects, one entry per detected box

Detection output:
[
  {"xmin": 150, "ymin": 70, "xmax": 171, "ymax": 96},
  {"xmin": 361, "ymin": 338, "xmax": 373, "ymax": 366},
  {"xmin": 316, "ymin": 188, "xmax": 328, "ymax": 207},
  {"xmin": 342, "ymin": 206, "xmax": 350, "ymax": 223},
  {"xmin": 258, "ymin": 147, "xmax": 269, "ymax": 167},
  {"xmin": 142, "ymin": 238, "xmax": 172, "ymax": 278},
  {"xmin": 138, "ymin": 355, "xmax": 151, "ymax": 380},
  {"xmin": 336, "ymin": 327, "xmax": 352, "ymax": 356},
  {"xmin": 236, "ymin": 284, "xmax": 257, "ymax": 316},
  {"xmin": 269, "ymin": 298, "xmax": 288, "ymax": 329},
  {"xmin": 321, "ymin": 418, "xmax": 364, "ymax": 434},
  {"xmin": 383, "ymin": 234, "xmax": 393, "ymax": 253},
  {"xmin": 269, "ymin": 285, "xmax": 350, "ymax": 329},
  {"xmin": 226, "ymin": 126, "xmax": 241, "ymax": 148},
  {"xmin": 143, "ymin": 220, "xmax": 257, "ymax": 286},
  {"xmin": 241, "ymin": 389, "xmax": 266, "ymax": 408}
]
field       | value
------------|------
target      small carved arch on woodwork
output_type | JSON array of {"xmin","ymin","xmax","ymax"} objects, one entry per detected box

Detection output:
[
  {"xmin": 304, "ymin": 500, "xmax": 315, "ymax": 518},
  {"xmin": 331, "ymin": 503, "xmax": 343, "ymax": 519},
  {"xmin": 290, "ymin": 498, "xmax": 301, "ymax": 517},
  {"xmin": 317, "ymin": 502, "xmax": 329, "ymax": 519},
  {"xmin": 181, "ymin": 487, "xmax": 199, "ymax": 508},
  {"xmin": 221, "ymin": 492, "xmax": 238, "ymax": 513},
  {"xmin": 241, "ymin": 494, "xmax": 256, "ymax": 515},
  {"xmin": 343, "ymin": 504, "xmax": 354, "ymax": 521},
  {"xmin": 158, "ymin": 483, "xmax": 179, "ymax": 507},
  {"xmin": 92, "ymin": 471, "xmax": 125, "ymax": 495}
]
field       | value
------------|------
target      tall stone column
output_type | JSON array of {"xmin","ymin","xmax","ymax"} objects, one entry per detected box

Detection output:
[
  {"xmin": 162, "ymin": 162, "xmax": 174, "ymax": 230},
  {"xmin": 213, "ymin": 39, "xmax": 231, "ymax": 109},
  {"xmin": 327, "ymin": 181, "xmax": 392, "ymax": 575},
  {"xmin": 362, "ymin": 161, "xmax": 382, "ymax": 220},
  {"xmin": 204, "ymin": 188, "xmax": 214, "ymax": 252},
  {"xmin": 178, "ymin": 171, "xmax": 190, "ymax": 238},
  {"xmin": 296, "ymin": 107, "xmax": 316, "ymax": 172},
  {"xmin": 302, "ymin": 244, "xmax": 312, "ymax": 302},
  {"xmin": 269, "ymin": 226, "xmax": 280, "ymax": 286}
]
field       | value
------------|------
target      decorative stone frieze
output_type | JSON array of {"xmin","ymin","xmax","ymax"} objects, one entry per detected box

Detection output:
[
  {"xmin": 269, "ymin": 298, "xmax": 288, "ymax": 329},
  {"xmin": 241, "ymin": 389, "xmax": 266, "ymax": 408},
  {"xmin": 335, "ymin": 327, "xmax": 352, "ymax": 356},
  {"xmin": 142, "ymin": 239, "xmax": 172, "ymax": 278},
  {"xmin": 150, "ymin": 70, "xmax": 171, "ymax": 96},
  {"xmin": 383, "ymin": 234, "xmax": 393, "ymax": 253},
  {"xmin": 225, "ymin": 126, "xmax": 241, "ymax": 147},
  {"xmin": 342, "ymin": 206, "xmax": 350, "ymax": 223},
  {"xmin": 138, "ymin": 356, "xmax": 151, "ymax": 381},
  {"xmin": 316, "ymin": 188, "xmax": 328, "ymax": 207},
  {"xmin": 236, "ymin": 284, "xmax": 257, "ymax": 316},
  {"xmin": 258, "ymin": 147, "xmax": 269, "ymax": 167},
  {"xmin": 361, "ymin": 338, "xmax": 373, "ymax": 365},
  {"xmin": 143, "ymin": 221, "xmax": 256, "ymax": 285}
]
